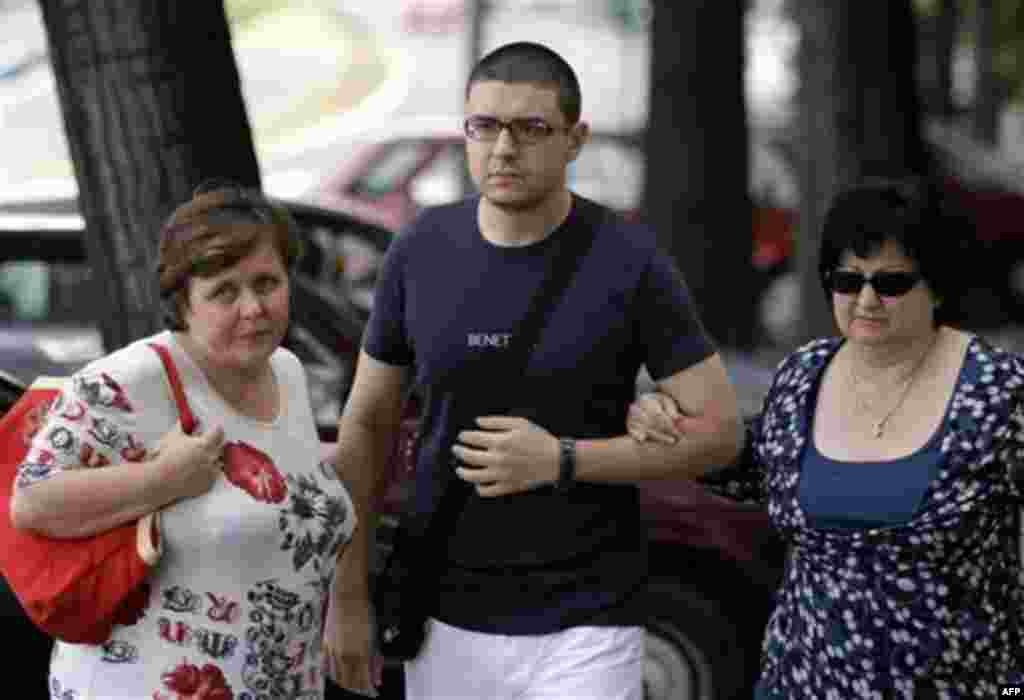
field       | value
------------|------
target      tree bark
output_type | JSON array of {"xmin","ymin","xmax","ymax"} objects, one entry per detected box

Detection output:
[
  {"xmin": 644, "ymin": 0, "xmax": 755, "ymax": 350},
  {"xmin": 790, "ymin": 0, "xmax": 928, "ymax": 342},
  {"xmin": 920, "ymin": 0, "xmax": 961, "ymax": 119},
  {"xmin": 37, "ymin": 0, "xmax": 261, "ymax": 351},
  {"xmin": 971, "ymin": 0, "xmax": 999, "ymax": 144},
  {"xmin": 935, "ymin": 0, "xmax": 960, "ymax": 120}
]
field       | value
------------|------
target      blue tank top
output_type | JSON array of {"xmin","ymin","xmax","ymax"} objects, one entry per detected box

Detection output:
[
  {"xmin": 797, "ymin": 353, "xmax": 972, "ymax": 531},
  {"xmin": 798, "ymin": 434, "xmax": 942, "ymax": 530}
]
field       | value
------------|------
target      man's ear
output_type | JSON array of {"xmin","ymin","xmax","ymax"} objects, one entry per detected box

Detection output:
[{"xmin": 568, "ymin": 121, "xmax": 589, "ymax": 162}]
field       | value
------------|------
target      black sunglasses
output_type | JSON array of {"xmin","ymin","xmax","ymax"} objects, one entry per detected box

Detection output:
[{"xmin": 829, "ymin": 269, "xmax": 921, "ymax": 297}]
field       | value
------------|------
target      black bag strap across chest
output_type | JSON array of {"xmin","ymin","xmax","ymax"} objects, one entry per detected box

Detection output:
[{"xmin": 418, "ymin": 203, "xmax": 601, "ymax": 534}]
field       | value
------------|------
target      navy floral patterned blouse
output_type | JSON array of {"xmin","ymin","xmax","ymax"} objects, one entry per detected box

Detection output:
[{"xmin": 706, "ymin": 334, "xmax": 1024, "ymax": 699}]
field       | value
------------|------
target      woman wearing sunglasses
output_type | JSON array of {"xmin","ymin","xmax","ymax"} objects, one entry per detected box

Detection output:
[{"xmin": 628, "ymin": 177, "xmax": 1024, "ymax": 698}]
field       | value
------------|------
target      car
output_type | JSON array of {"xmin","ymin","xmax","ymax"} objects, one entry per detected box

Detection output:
[
  {"xmin": 303, "ymin": 114, "xmax": 798, "ymax": 327},
  {"xmin": 311, "ymin": 151, "xmax": 789, "ymax": 698},
  {"xmin": 356, "ymin": 398, "xmax": 786, "ymax": 700},
  {"xmin": 0, "ymin": 406, "xmax": 56, "ymax": 700},
  {"xmin": 398, "ymin": 0, "xmax": 465, "ymax": 33},
  {"xmin": 751, "ymin": 122, "xmax": 1024, "ymax": 343},
  {"xmin": 0, "ymin": 363, "xmax": 784, "ymax": 700},
  {"xmin": 306, "ymin": 114, "xmax": 646, "ymax": 231},
  {"xmin": 307, "ymin": 113, "xmax": 1024, "ymax": 339},
  {"xmin": 0, "ymin": 198, "xmax": 786, "ymax": 699},
  {"xmin": 0, "ymin": 202, "xmax": 385, "ymax": 699},
  {"xmin": 0, "ymin": 202, "xmax": 386, "ymax": 440}
]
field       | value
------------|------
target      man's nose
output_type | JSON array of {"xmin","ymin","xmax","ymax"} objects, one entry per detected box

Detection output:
[{"xmin": 492, "ymin": 127, "xmax": 520, "ymax": 155}]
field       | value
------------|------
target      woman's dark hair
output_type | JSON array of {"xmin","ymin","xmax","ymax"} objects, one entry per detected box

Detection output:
[
  {"xmin": 466, "ymin": 41, "xmax": 582, "ymax": 124},
  {"xmin": 817, "ymin": 176, "xmax": 975, "ymax": 326},
  {"xmin": 156, "ymin": 179, "xmax": 302, "ymax": 331}
]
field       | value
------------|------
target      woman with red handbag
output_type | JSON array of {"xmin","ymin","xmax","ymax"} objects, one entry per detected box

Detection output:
[{"xmin": 9, "ymin": 183, "xmax": 357, "ymax": 700}]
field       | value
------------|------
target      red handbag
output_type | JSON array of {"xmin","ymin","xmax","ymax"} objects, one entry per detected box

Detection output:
[{"xmin": 0, "ymin": 343, "xmax": 194, "ymax": 644}]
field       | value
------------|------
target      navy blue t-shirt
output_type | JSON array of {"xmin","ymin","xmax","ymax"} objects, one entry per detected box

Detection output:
[{"xmin": 364, "ymin": 194, "xmax": 714, "ymax": 634}]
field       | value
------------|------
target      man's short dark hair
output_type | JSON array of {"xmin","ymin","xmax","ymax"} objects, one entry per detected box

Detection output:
[{"xmin": 466, "ymin": 42, "xmax": 582, "ymax": 124}]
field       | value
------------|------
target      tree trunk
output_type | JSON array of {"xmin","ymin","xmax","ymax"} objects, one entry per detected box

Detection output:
[
  {"xmin": 971, "ymin": 0, "xmax": 999, "ymax": 144},
  {"xmin": 790, "ymin": 0, "xmax": 928, "ymax": 343},
  {"xmin": 644, "ymin": 0, "xmax": 755, "ymax": 350},
  {"xmin": 37, "ymin": 0, "xmax": 261, "ymax": 351},
  {"xmin": 920, "ymin": 0, "xmax": 961, "ymax": 120},
  {"xmin": 935, "ymin": 0, "xmax": 960, "ymax": 120}
]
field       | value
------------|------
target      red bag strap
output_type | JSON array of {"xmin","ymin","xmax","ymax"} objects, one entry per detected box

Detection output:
[{"xmin": 147, "ymin": 343, "xmax": 197, "ymax": 435}]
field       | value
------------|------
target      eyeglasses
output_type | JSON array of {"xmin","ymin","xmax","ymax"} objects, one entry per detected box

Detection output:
[
  {"xmin": 829, "ymin": 269, "xmax": 922, "ymax": 297},
  {"xmin": 463, "ymin": 115, "xmax": 569, "ymax": 144}
]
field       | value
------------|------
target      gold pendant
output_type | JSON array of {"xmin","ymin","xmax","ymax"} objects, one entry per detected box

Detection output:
[{"xmin": 873, "ymin": 421, "xmax": 884, "ymax": 438}]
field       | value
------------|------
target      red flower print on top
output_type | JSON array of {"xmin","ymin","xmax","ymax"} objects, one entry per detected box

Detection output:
[
  {"xmin": 78, "ymin": 442, "xmax": 110, "ymax": 469},
  {"xmin": 74, "ymin": 372, "xmax": 133, "ymax": 412},
  {"xmin": 156, "ymin": 660, "xmax": 233, "ymax": 700},
  {"xmin": 205, "ymin": 593, "xmax": 240, "ymax": 624},
  {"xmin": 121, "ymin": 434, "xmax": 147, "ymax": 462},
  {"xmin": 60, "ymin": 400, "xmax": 86, "ymax": 422},
  {"xmin": 88, "ymin": 416, "xmax": 121, "ymax": 448},
  {"xmin": 222, "ymin": 442, "xmax": 287, "ymax": 504}
]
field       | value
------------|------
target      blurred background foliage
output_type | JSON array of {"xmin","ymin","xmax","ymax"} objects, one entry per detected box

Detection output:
[{"xmin": 916, "ymin": 0, "xmax": 1024, "ymax": 103}]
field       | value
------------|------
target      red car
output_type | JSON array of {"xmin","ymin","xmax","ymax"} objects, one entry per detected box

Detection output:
[
  {"xmin": 302, "ymin": 127, "xmax": 785, "ymax": 699},
  {"xmin": 0, "ymin": 199, "xmax": 783, "ymax": 699},
  {"xmin": 302, "ymin": 117, "xmax": 1024, "ymax": 698},
  {"xmin": 398, "ymin": 0, "xmax": 465, "ymax": 33},
  {"xmin": 308, "ymin": 115, "xmax": 645, "ymax": 232},
  {"xmin": 752, "ymin": 172, "xmax": 1024, "ymax": 342},
  {"xmin": 369, "ymin": 401, "xmax": 783, "ymax": 700},
  {"xmin": 305, "ymin": 114, "xmax": 797, "ymax": 323}
]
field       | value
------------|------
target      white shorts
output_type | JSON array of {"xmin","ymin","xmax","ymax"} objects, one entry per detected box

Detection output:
[{"xmin": 404, "ymin": 618, "xmax": 644, "ymax": 700}]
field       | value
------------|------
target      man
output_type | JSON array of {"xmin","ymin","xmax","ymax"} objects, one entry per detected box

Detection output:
[{"xmin": 325, "ymin": 41, "xmax": 742, "ymax": 699}]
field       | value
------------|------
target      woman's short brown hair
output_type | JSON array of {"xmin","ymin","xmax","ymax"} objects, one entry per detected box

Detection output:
[{"xmin": 157, "ymin": 182, "xmax": 303, "ymax": 330}]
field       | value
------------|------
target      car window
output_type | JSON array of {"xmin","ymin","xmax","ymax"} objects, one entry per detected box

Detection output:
[
  {"xmin": 0, "ymin": 260, "xmax": 99, "ymax": 324},
  {"xmin": 349, "ymin": 140, "xmax": 433, "ymax": 197},
  {"xmin": 0, "ymin": 261, "xmax": 48, "ymax": 320},
  {"xmin": 569, "ymin": 140, "xmax": 644, "ymax": 211},
  {"xmin": 410, "ymin": 144, "xmax": 467, "ymax": 208}
]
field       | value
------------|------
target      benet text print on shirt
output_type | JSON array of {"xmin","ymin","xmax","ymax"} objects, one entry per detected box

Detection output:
[{"xmin": 467, "ymin": 332, "xmax": 513, "ymax": 349}]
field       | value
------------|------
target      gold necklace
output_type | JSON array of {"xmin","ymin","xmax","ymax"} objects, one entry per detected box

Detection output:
[{"xmin": 849, "ymin": 333, "xmax": 938, "ymax": 439}]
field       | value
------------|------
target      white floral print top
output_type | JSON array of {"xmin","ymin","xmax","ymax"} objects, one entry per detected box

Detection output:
[
  {"xmin": 17, "ymin": 331, "xmax": 356, "ymax": 700},
  {"xmin": 706, "ymin": 335, "xmax": 1024, "ymax": 699}
]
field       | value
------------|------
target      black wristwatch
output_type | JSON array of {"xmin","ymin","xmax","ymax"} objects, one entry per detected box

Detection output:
[{"xmin": 556, "ymin": 437, "xmax": 576, "ymax": 492}]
